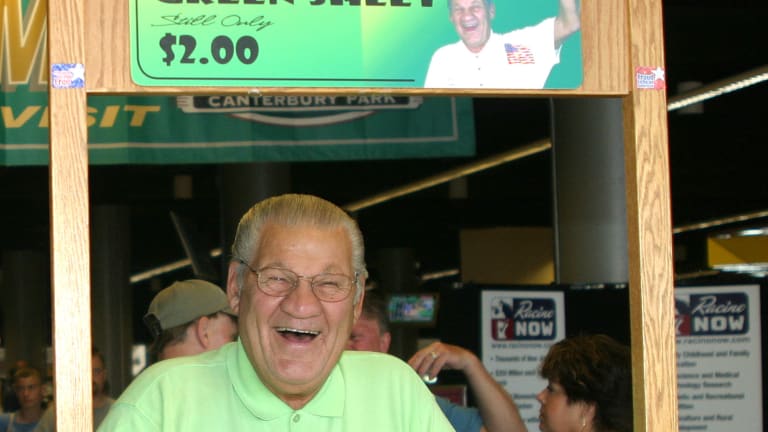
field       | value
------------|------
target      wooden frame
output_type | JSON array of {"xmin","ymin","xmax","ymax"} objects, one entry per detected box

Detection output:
[
  {"xmin": 47, "ymin": 0, "xmax": 677, "ymax": 430},
  {"xmin": 85, "ymin": 0, "xmax": 627, "ymax": 96}
]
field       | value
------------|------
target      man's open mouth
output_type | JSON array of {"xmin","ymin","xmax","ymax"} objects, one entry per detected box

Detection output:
[{"xmin": 276, "ymin": 327, "xmax": 320, "ymax": 342}]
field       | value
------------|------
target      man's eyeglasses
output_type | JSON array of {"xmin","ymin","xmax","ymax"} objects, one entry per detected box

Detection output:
[{"xmin": 238, "ymin": 259, "xmax": 357, "ymax": 302}]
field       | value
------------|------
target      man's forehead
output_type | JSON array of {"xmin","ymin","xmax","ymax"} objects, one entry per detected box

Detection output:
[
  {"xmin": 260, "ymin": 222, "xmax": 349, "ymax": 240},
  {"xmin": 15, "ymin": 376, "xmax": 41, "ymax": 386},
  {"xmin": 254, "ymin": 225, "xmax": 353, "ymax": 272}
]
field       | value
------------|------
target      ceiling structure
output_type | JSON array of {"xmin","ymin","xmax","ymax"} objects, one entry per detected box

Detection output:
[{"xmin": 1, "ymin": 0, "xmax": 767, "ymax": 297}]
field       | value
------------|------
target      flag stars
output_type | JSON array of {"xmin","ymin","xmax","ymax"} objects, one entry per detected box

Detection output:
[{"xmin": 653, "ymin": 67, "xmax": 665, "ymax": 81}]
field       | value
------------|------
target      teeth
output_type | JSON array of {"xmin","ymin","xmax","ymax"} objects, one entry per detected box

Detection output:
[{"xmin": 276, "ymin": 327, "xmax": 319, "ymax": 336}]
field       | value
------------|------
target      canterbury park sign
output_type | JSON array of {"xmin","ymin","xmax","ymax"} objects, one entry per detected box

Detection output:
[{"xmin": 0, "ymin": 0, "xmax": 474, "ymax": 166}]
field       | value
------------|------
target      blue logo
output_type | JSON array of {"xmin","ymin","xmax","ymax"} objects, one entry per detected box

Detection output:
[
  {"xmin": 675, "ymin": 293, "xmax": 748, "ymax": 336},
  {"xmin": 491, "ymin": 298, "xmax": 556, "ymax": 341}
]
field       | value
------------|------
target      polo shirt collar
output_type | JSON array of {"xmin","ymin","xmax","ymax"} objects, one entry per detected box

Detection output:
[{"xmin": 227, "ymin": 339, "xmax": 346, "ymax": 420}]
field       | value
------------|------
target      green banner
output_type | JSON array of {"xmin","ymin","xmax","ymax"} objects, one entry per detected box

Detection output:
[
  {"xmin": 1, "ymin": 0, "xmax": 475, "ymax": 166},
  {"xmin": 130, "ymin": 0, "xmax": 583, "ymax": 89},
  {"xmin": 1, "ymin": 91, "xmax": 475, "ymax": 166}
]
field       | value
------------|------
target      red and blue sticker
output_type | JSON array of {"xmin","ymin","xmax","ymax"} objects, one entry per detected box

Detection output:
[
  {"xmin": 51, "ymin": 63, "xmax": 85, "ymax": 89},
  {"xmin": 635, "ymin": 66, "xmax": 666, "ymax": 90}
]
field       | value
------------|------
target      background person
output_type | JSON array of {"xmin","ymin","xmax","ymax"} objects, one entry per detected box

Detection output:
[
  {"xmin": 0, "ymin": 367, "xmax": 46, "ymax": 432},
  {"xmin": 1, "ymin": 360, "xmax": 30, "ymax": 414},
  {"xmin": 143, "ymin": 279, "xmax": 238, "ymax": 362},
  {"xmin": 34, "ymin": 349, "xmax": 114, "ymax": 432},
  {"xmin": 536, "ymin": 334, "xmax": 632, "ymax": 432},
  {"xmin": 348, "ymin": 289, "xmax": 526, "ymax": 432},
  {"xmin": 98, "ymin": 194, "xmax": 453, "ymax": 431},
  {"xmin": 424, "ymin": 0, "xmax": 581, "ymax": 89},
  {"xmin": 89, "ymin": 350, "xmax": 114, "ymax": 428},
  {"xmin": 347, "ymin": 288, "xmax": 391, "ymax": 353}
]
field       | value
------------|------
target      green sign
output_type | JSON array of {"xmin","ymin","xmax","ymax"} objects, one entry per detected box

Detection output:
[
  {"xmin": 1, "ymin": 91, "xmax": 475, "ymax": 165},
  {"xmin": 130, "ymin": 0, "xmax": 583, "ymax": 89},
  {"xmin": 2, "ymin": 0, "xmax": 474, "ymax": 166}
]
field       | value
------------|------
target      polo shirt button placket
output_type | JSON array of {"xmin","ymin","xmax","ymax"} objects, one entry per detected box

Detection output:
[{"xmin": 292, "ymin": 413, "xmax": 301, "ymax": 423}]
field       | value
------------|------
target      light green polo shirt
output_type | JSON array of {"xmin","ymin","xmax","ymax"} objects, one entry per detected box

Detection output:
[{"xmin": 98, "ymin": 341, "xmax": 455, "ymax": 432}]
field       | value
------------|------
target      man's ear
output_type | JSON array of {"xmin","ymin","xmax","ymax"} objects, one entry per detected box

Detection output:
[
  {"xmin": 226, "ymin": 261, "xmax": 242, "ymax": 314},
  {"xmin": 195, "ymin": 316, "xmax": 211, "ymax": 348},
  {"xmin": 353, "ymin": 284, "xmax": 366, "ymax": 322},
  {"xmin": 380, "ymin": 332, "xmax": 392, "ymax": 353}
]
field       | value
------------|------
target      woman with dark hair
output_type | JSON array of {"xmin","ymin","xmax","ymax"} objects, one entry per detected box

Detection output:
[{"xmin": 536, "ymin": 334, "xmax": 632, "ymax": 432}]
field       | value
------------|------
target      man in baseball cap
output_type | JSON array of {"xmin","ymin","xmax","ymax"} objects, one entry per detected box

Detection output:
[{"xmin": 144, "ymin": 279, "xmax": 238, "ymax": 362}]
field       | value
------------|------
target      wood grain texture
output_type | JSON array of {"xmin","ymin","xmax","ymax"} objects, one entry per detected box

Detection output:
[
  {"xmin": 48, "ymin": 0, "xmax": 94, "ymax": 431},
  {"xmin": 86, "ymin": 0, "xmax": 628, "ymax": 96},
  {"xmin": 622, "ymin": 0, "xmax": 679, "ymax": 431}
]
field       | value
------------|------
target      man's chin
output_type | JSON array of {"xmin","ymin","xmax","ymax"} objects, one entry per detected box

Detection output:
[{"xmin": 460, "ymin": 37, "xmax": 486, "ymax": 53}]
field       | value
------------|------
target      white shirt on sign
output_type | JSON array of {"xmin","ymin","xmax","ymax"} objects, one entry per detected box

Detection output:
[{"xmin": 424, "ymin": 18, "xmax": 560, "ymax": 89}]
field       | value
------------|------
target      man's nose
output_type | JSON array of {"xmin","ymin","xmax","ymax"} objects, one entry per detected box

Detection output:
[{"xmin": 281, "ymin": 278, "xmax": 323, "ymax": 315}]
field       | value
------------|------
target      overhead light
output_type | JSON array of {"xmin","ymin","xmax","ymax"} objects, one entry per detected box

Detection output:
[
  {"xmin": 714, "ymin": 228, "xmax": 768, "ymax": 239},
  {"xmin": 674, "ymin": 269, "xmax": 720, "ymax": 281},
  {"xmin": 342, "ymin": 139, "xmax": 551, "ymax": 212},
  {"xmin": 130, "ymin": 248, "xmax": 222, "ymax": 284},
  {"xmin": 736, "ymin": 228, "xmax": 768, "ymax": 237},
  {"xmin": 420, "ymin": 268, "xmax": 460, "ymax": 281},
  {"xmin": 707, "ymin": 234, "xmax": 768, "ymax": 278},
  {"xmin": 673, "ymin": 209, "xmax": 768, "ymax": 234},
  {"xmin": 675, "ymin": 81, "xmax": 704, "ymax": 114},
  {"xmin": 710, "ymin": 263, "xmax": 768, "ymax": 279},
  {"xmin": 667, "ymin": 65, "xmax": 768, "ymax": 112}
]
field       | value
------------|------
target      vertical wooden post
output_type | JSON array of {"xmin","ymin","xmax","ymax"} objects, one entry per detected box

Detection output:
[
  {"xmin": 47, "ymin": 0, "xmax": 93, "ymax": 430},
  {"xmin": 623, "ymin": 0, "xmax": 678, "ymax": 430}
]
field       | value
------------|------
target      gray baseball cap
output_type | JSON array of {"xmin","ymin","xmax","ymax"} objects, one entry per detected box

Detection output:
[{"xmin": 144, "ymin": 279, "xmax": 236, "ymax": 338}]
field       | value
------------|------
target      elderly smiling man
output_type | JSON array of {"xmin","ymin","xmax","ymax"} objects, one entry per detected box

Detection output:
[{"xmin": 99, "ymin": 194, "xmax": 454, "ymax": 431}]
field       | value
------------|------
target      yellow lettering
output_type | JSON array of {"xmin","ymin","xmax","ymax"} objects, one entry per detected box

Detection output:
[
  {"xmin": 124, "ymin": 105, "xmax": 161, "ymax": 126},
  {"xmin": 87, "ymin": 106, "xmax": 98, "ymax": 127},
  {"xmin": 3, "ymin": 104, "xmax": 167, "ymax": 129},
  {"xmin": 1, "ymin": 105, "xmax": 41, "ymax": 127},
  {"xmin": 38, "ymin": 106, "xmax": 48, "ymax": 127},
  {"xmin": 100, "ymin": 105, "xmax": 121, "ymax": 127},
  {"xmin": 1, "ymin": 0, "xmax": 48, "ymax": 88}
]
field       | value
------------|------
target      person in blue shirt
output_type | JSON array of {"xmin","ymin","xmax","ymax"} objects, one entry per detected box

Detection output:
[
  {"xmin": 348, "ymin": 289, "xmax": 526, "ymax": 432},
  {"xmin": 0, "ymin": 367, "xmax": 45, "ymax": 432}
]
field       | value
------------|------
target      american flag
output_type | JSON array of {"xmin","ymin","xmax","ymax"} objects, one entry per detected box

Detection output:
[{"xmin": 505, "ymin": 44, "xmax": 535, "ymax": 65}]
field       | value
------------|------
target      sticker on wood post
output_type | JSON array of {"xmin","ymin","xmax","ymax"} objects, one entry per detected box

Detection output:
[
  {"xmin": 635, "ymin": 66, "xmax": 666, "ymax": 90},
  {"xmin": 51, "ymin": 64, "xmax": 85, "ymax": 89}
]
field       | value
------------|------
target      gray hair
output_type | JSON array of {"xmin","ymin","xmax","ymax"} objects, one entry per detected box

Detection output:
[{"xmin": 230, "ymin": 194, "xmax": 368, "ymax": 304}]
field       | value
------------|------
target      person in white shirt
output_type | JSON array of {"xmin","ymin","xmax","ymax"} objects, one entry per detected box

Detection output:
[{"xmin": 424, "ymin": 0, "xmax": 580, "ymax": 89}]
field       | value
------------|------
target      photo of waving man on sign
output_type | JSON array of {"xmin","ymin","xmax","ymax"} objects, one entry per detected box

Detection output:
[{"xmin": 424, "ymin": 0, "xmax": 581, "ymax": 89}]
